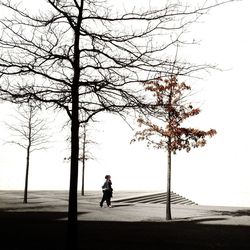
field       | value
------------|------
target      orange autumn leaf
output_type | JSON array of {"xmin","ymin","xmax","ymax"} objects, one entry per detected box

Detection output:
[{"xmin": 132, "ymin": 76, "xmax": 216, "ymax": 153}]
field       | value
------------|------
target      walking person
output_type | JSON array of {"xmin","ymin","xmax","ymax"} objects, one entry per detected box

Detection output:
[{"xmin": 100, "ymin": 175, "xmax": 113, "ymax": 208}]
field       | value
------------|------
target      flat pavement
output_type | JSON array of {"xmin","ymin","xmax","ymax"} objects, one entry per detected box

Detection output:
[{"xmin": 0, "ymin": 190, "xmax": 250, "ymax": 249}]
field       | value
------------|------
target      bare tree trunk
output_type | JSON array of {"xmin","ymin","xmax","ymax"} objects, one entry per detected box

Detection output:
[
  {"xmin": 67, "ymin": 67, "xmax": 80, "ymax": 249},
  {"xmin": 68, "ymin": 93, "xmax": 79, "ymax": 223},
  {"xmin": 67, "ymin": 108, "xmax": 79, "ymax": 249},
  {"xmin": 67, "ymin": 2, "xmax": 83, "ymax": 248},
  {"xmin": 24, "ymin": 108, "xmax": 32, "ymax": 204},
  {"xmin": 81, "ymin": 128, "xmax": 86, "ymax": 196},
  {"xmin": 23, "ymin": 145, "xmax": 30, "ymax": 204},
  {"xmin": 67, "ymin": 83, "xmax": 79, "ymax": 249},
  {"xmin": 166, "ymin": 144, "xmax": 172, "ymax": 220},
  {"xmin": 81, "ymin": 154, "xmax": 85, "ymax": 196}
]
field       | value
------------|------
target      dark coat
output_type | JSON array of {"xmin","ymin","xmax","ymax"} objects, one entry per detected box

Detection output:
[{"xmin": 102, "ymin": 180, "xmax": 113, "ymax": 198}]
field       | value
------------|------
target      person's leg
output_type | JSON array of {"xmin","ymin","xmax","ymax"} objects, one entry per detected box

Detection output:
[
  {"xmin": 100, "ymin": 192, "xmax": 106, "ymax": 207},
  {"xmin": 106, "ymin": 196, "xmax": 111, "ymax": 206},
  {"xmin": 106, "ymin": 192, "xmax": 112, "ymax": 207}
]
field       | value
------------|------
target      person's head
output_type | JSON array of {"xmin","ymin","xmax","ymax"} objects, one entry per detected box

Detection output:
[{"xmin": 105, "ymin": 175, "xmax": 111, "ymax": 180}]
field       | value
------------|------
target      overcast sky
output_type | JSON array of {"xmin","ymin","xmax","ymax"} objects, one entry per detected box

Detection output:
[{"xmin": 0, "ymin": 0, "xmax": 250, "ymax": 207}]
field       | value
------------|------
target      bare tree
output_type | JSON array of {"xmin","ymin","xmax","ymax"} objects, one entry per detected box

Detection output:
[
  {"xmin": 65, "ymin": 122, "xmax": 97, "ymax": 196},
  {"xmin": 132, "ymin": 75, "xmax": 216, "ymax": 220},
  {"xmin": 4, "ymin": 102, "xmax": 49, "ymax": 203},
  {"xmin": 79, "ymin": 123, "xmax": 97, "ymax": 196},
  {"xmin": 0, "ymin": 0, "xmax": 236, "ymax": 234}
]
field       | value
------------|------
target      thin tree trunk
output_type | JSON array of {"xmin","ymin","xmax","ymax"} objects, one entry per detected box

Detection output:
[
  {"xmin": 24, "ymin": 108, "xmax": 32, "ymax": 204},
  {"xmin": 23, "ymin": 145, "xmax": 30, "ymax": 204},
  {"xmin": 166, "ymin": 144, "xmax": 172, "ymax": 220},
  {"xmin": 81, "ymin": 162, "xmax": 85, "ymax": 196},
  {"xmin": 81, "ymin": 130, "xmax": 86, "ymax": 196}
]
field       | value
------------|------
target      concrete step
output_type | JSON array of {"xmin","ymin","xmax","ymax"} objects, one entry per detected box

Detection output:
[{"xmin": 113, "ymin": 192, "xmax": 198, "ymax": 205}]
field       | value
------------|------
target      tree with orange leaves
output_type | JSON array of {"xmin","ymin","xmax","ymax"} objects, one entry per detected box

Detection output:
[{"xmin": 132, "ymin": 75, "xmax": 216, "ymax": 220}]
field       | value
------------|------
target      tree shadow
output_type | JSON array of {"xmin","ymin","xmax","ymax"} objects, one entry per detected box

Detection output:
[
  {"xmin": 0, "ymin": 212, "xmax": 250, "ymax": 250},
  {"xmin": 111, "ymin": 204, "xmax": 135, "ymax": 208},
  {"xmin": 176, "ymin": 217, "xmax": 228, "ymax": 223},
  {"xmin": 0, "ymin": 204, "xmax": 67, "ymax": 211},
  {"xmin": 211, "ymin": 209, "xmax": 250, "ymax": 217},
  {"xmin": 77, "ymin": 220, "xmax": 250, "ymax": 250},
  {"xmin": 0, "ymin": 210, "xmax": 88, "ymax": 221}
]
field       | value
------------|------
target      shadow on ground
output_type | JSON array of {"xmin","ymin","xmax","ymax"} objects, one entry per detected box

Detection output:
[
  {"xmin": 111, "ymin": 204, "xmax": 135, "ymax": 208},
  {"xmin": 211, "ymin": 209, "xmax": 250, "ymax": 217},
  {"xmin": 1, "ymin": 211, "xmax": 250, "ymax": 250}
]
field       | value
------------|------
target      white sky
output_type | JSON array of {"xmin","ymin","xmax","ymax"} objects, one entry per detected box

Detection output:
[{"xmin": 0, "ymin": 0, "xmax": 250, "ymax": 207}]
